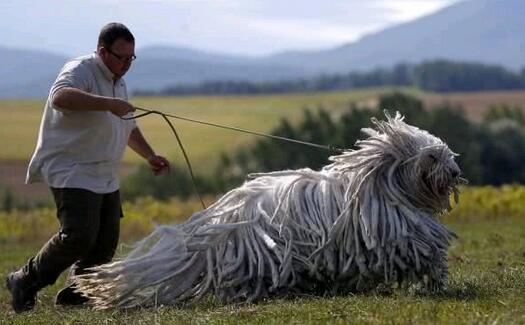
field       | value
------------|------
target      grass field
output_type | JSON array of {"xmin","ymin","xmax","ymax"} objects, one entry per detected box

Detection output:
[
  {"xmin": 1, "ymin": 217, "xmax": 524, "ymax": 324},
  {"xmin": 2, "ymin": 88, "xmax": 525, "ymax": 323},
  {"xmin": 0, "ymin": 88, "xmax": 400, "ymax": 169},
  {"xmin": 421, "ymin": 90, "xmax": 525, "ymax": 121},
  {"xmin": 3, "ymin": 87, "xmax": 525, "ymax": 204},
  {"xmin": 0, "ymin": 87, "xmax": 400, "ymax": 202},
  {"xmin": 3, "ymin": 88, "xmax": 525, "ymax": 170},
  {"xmin": 1, "ymin": 187, "xmax": 524, "ymax": 324}
]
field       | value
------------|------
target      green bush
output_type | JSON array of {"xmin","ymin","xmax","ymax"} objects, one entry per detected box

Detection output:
[
  {"xmin": 214, "ymin": 92, "xmax": 525, "ymax": 190},
  {"xmin": 122, "ymin": 92, "xmax": 525, "ymax": 199}
]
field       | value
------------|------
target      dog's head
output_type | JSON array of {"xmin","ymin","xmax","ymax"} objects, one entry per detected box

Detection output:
[{"xmin": 330, "ymin": 112, "xmax": 464, "ymax": 213}]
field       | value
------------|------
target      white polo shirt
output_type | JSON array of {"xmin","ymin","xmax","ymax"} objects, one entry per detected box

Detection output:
[{"xmin": 26, "ymin": 53, "xmax": 137, "ymax": 193}]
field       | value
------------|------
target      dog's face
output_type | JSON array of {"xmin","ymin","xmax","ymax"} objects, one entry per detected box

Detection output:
[
  {"xmin": 387, "ymin": 119, "xmax": 463, "ymax": 213},
  {"xmin": 411, "ymin": 145, "xmax": 462, "ymax": 211}
]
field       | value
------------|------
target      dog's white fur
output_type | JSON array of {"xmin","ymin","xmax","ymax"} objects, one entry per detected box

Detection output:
[{"xmin": 75, "ymin": 112, "xmax": 462, "ymax": 309}]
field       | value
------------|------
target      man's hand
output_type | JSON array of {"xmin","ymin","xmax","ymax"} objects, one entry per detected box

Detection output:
[
  {"xmin": 109, "ymin": 98, "xmax": 135, "ymax": 117},
  {"xmin": 147, "ymin": 155, "xmax": 170, "ymax": 175}
]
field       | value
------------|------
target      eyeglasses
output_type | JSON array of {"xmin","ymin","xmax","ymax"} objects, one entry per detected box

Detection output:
[{"xmin": 105, "ymin": 47, "xmax": 137, "ymax": 63}]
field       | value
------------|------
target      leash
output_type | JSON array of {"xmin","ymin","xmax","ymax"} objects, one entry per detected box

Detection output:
[
  {"xmin": 123, "ymin": 109, "xmax": 207, "ymax": 209},
  {"xmin": 132, "ymin": 107, "xmax": 344, "ymax": 153},
  {"xmin": 122, "ymin": 107, "xmax": 345, "ymax": 209}
]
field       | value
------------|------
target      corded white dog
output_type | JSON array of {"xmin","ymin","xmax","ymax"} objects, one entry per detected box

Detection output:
[{"xmin": 75, "ymin": 112, "xmax": 463, "ymax": 309}]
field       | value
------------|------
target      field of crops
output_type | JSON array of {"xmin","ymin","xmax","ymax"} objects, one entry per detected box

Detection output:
[
  {"xmin": 0, "ymin": 88, "xmax": 398, "ymax": 167},
  {"xmin": 4, "ymin": 87, "xmax": 525, "ymax": 204},
  {"xmin": 1, "ymin": 186, "xmax": 524, "ymax": 324},
  {"xmin": 3, "ymin": 88, "xmax": 524, "ymax": 170},
  {"xmin": 0, "ymin": 87, "xmax": 404, "ymax": 203}
]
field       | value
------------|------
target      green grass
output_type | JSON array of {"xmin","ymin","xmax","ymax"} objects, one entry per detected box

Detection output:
[
  {"xmin": 0, "ymin": 87, "xmax": 411, "ymax": 173},
  {"xmin": 1, "ymin": 216, "xmax": 524, "ymax": 324},
  {"xmin": 2, "ymin": 89, "xmax": 524, "ymax": 323}
]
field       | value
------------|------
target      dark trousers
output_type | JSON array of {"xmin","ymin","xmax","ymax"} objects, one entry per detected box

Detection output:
[{"xmin": 23, "ymin": 188, "xmax": 122, "ymax": 289}]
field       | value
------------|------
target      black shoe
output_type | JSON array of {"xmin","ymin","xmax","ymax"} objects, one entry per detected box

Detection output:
[
  {"xmin": 5, "ymin": 270, "xmax": 38, "ymax": 313},
  {"xmin": 55, "ymin": 284, "xmax": 89, "ymax": 306}
]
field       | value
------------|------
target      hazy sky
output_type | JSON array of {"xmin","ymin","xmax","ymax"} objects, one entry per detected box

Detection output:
[{"xmin": 0, "ymin": 0, "xmax": 460, "ymax": 57}]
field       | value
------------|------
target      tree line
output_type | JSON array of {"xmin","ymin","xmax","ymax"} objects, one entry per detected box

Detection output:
[
  {"xmin": 134, "ymin": 60, "xmax": 525, "ymax": 96},
  {"xmin": 122, "ymin": 93, "xmax": 525, "ymax": 201}
]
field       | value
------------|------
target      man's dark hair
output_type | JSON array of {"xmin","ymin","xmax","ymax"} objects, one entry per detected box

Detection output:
[{"xmin": 98, "ymin": 23, "xmax": 134, "ymax": 49}]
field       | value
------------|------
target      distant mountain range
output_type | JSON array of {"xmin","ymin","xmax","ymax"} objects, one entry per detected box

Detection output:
[
  {"xmin": 0, "ymin": 47, "xmax": 65, "ymax": 98},
  {"xmin": 260, "ymin": 0, "xmax": 525, "ymax": 73},
  {"xmin": 0, "ymin": 0, "xmax": 523, "ymax": 99}
]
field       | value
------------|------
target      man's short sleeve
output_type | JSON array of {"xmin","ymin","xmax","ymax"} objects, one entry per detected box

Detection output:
[{"xmin": 49, "ymin": 61, "xmax": 92, "ymax": 107}]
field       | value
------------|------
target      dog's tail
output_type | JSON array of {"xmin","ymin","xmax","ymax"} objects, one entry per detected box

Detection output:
[{"xmin": 74, "ymin": 225, "xmax": 211, "ymax": 309}]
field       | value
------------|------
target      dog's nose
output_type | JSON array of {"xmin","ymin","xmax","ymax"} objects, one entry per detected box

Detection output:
[{"xmin": 451, "ymin": 169, "xmax": 460, "ymax": 178}]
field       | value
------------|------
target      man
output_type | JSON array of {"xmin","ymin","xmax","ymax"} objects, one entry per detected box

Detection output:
[{"xmin": 5, "ymin": 23, "xmax": 170, "ymax": 313}]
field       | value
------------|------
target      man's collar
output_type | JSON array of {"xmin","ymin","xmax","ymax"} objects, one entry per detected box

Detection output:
[{"xmin": 94, "ymin": 52, "xmax": 116, "ymax": 82}]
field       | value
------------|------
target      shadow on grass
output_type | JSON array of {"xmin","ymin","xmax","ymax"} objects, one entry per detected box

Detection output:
[
  {"xmin": 415, "ymin": 280, "xmax": 480, "ymax": 301},
  {"xmin": 54, "ymin": 274, "xmax": 490, "ymax": 315}
]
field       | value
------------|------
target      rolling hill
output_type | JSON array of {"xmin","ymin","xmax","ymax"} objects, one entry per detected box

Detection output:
[{"xmin": 0, "ymin": 0, "xmax": 523, "ymax": 98}]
